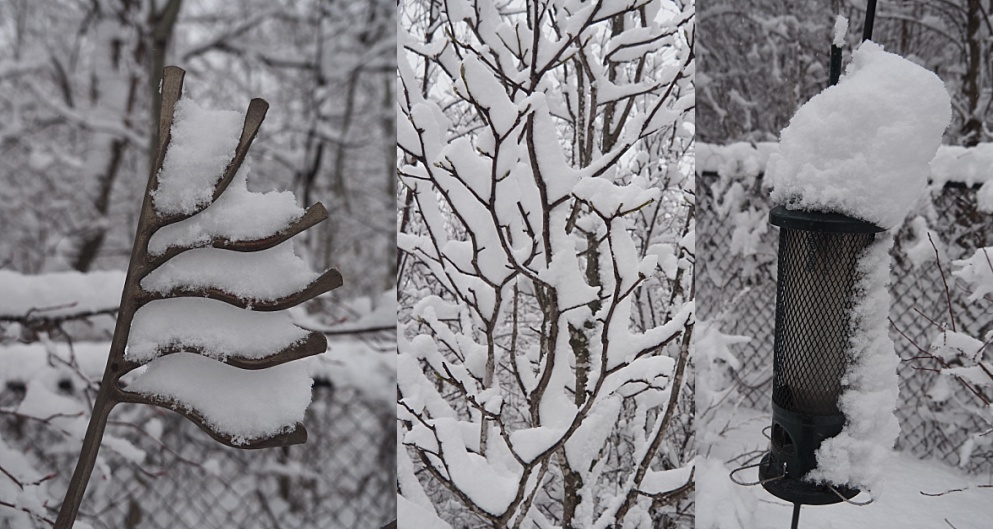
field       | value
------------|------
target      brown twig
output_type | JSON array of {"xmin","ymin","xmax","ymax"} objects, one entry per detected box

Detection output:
[
  {"xmin": 922, "ymin": 484, "xmax": 993, "ymax": 497},
  {"xmin": 0, "ymin": 500, "xmax": 56, "ymax": 525},
  {"xmin": 929, "ymin": 233, "xmax": 957, "ymax": 332}
]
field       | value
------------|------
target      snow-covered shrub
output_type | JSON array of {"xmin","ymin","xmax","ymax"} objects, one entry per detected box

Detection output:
[
  {"xmin": 922, "ymin": 247, "xmax": 993, "ymax": 469},
  {"xmin": 398, "ymin": 1, "xmax": 695, "ymax": 527}
]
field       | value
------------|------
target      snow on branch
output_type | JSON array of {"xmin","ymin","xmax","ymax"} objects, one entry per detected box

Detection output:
[
  {"xmin": 53, "ymin": 66, "xmax": 341, "ymax": 529},
  {"xmin": 0, "ymin": 270, "xmax": 124, "ymax": 323}
]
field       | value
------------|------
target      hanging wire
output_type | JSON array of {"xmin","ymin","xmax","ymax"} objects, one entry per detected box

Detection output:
[
  {"xmin": 829, "ymin": 485, "xmax": 875, "ymax": 506},
  {"xmin": 728, "ymin": 460, "xmax": 785, "ymax": 487}
]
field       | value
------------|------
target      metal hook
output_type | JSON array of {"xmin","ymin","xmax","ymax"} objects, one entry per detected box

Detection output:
[
  {"xmin": 729, "ymin": 460, "xmax": 784, "ymax": 487},
  {"xmin": 828, "ymin": 484, "xmax": 874, "ymax": 506}
]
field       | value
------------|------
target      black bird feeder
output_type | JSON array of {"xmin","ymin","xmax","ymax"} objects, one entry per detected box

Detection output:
[
  {"xmin": 729, "ymin": 207, "xmax": 885, "ymax": 527},
  {"xmin": 730, "ymin": 3, "xmax": 885, "ymax": 527},
  {"xmin": 758, "ymin": 206, "xmax": 884, "ymax": 507}
]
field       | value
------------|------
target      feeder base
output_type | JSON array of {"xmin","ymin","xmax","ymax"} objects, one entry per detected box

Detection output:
[{"xmin": 759, "ymin": 452, "xmax": 859, "ymax": 505}]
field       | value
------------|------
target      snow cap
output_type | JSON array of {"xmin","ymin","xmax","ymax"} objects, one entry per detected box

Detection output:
[{"xmin": 769, "ymin": 41, "xmax": 951, "ymax": 229}]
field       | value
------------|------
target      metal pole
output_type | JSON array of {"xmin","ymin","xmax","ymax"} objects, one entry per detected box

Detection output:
[
  {"xmin": 791, "ymin": 503, "xmax": 802, "ymax": 529},
  {"xmin": 829, "ymin": 45, "xmax": 842, "ymax": 86},
  {"xmin": 862, "ymin": 0, "xmax": 878, "ymax": 42}
]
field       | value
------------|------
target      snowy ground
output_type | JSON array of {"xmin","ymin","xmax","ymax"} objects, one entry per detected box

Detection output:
[{"xmin": 698, "ymin": 406, "xmax": 992, "ymax": 529}]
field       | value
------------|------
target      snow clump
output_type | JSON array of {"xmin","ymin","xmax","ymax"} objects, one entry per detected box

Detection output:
[{"xmin": 768, "ymin": 41, "xmax": 951, "ymax": 229}]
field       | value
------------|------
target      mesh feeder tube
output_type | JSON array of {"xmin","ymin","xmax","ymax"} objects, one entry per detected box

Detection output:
[{"xmin": 758, "ymin": 206, "xmax": 884, "ymax": 505}]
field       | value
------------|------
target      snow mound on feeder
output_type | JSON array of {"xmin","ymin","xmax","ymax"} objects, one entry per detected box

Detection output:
[{"xmin": 768, "ymin": 41, "xmax": 950, "ymax": 229}]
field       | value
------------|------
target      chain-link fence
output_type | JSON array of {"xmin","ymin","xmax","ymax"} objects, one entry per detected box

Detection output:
[
  {"xmin": 1, "ymin": 358, "xmax": 394, "ymax": 528},
  {"xmin": 698, "ymin": 169, "xmax": 993, "ymax": 475}
]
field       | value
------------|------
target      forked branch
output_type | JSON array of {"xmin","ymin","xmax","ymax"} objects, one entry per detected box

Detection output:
[{"xmin": 53, "ymin": 66, "xmax": 340, "ymax": 529}]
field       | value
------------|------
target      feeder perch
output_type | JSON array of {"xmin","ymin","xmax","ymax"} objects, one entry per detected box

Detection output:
[{"xmin": 756, "ymin": 206, "xmax": 884, "ymax": 505}]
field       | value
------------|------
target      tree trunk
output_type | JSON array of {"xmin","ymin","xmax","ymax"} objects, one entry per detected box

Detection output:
[{"xmin": 961, "ymin": 0, "xmax": 982, "ymax": 146}]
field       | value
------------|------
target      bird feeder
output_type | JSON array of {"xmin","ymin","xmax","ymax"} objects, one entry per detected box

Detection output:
[{"xmin": 756, "ymin": 206, "xmax": 884, "ymax": 505}]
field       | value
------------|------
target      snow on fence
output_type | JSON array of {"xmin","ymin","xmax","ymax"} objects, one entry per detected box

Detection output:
[
  {"xmin": 0, "ymin": 337, "xmax": 395, "ymax": 528},
  {"xmin": 85, "ymin": 385, "xmax": 394, "ymax": 529},
  {"xmin": 698, "ymin": 142, "xmax": 993, "ymax": 475}
]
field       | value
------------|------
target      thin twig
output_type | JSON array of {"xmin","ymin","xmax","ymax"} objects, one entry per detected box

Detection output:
[
  {"xmin": 929, "ymin": 233, "xmax": 956, "ymax": 332},
  {"xmin": 0, "ymin": 500, "xmax": 56, "ymax": 525}
]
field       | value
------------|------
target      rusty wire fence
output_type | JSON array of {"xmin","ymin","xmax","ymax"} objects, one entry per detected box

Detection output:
[
  {"xmin": 698, "ymin": 169, "xmax": 993, "ymax": 475},
  {"xmin": 1, "ymin": 354, "xmax": 394, "ymax": 529}
]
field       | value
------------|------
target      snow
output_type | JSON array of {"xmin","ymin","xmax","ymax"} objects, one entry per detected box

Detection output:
[
  {"xmin": 953, "ymin": 247, "xmax": 993, "ymax": 302},
  {"xmin": 703, "ymin": 142, "xmax": 993, "ymax": 193},
  {"xmin": 152, "ymin": 97, "xmax": 243, "ymax": 216},
  {"xmin": 978, "ymin": 181, "xmax": 993, "ymax": 212},
  {"xmin": 124, "ymin": 352, "xmax": 312, "ymax": 444},
  {"xmin": 565, "ymin": 397, "xmax": 622, "ymax": 473},
  {"xmin": 127, "ymin": 298, "xmax": 310, "ymax": 362},
  {"xmin": 929, "ymin": 143, "xmax": 993, "ymax": 187},
  {"xmin": 944, "ymin": 363, "xmax": 993, "ymax": 388},
  {"xmin": 396, "ymin": 351, "xmax": 457, "ymax": 421},
  {"xmin": 807, "ymin": 236, "xmax": 900, "ymax": 493},
  {"xmin": 728, "ymin": 207, "xmax": 767, "ymax": 257},
  {"xmin": 931, "ymin": 330, "xmax": 986, "ymax": 362},
  {"xmin": 697, "ymin": 142, "xmax": 779, "ymax": 177},
  {"xmin": 572, "ymin": 178, "xmax": 660, "ymax": 218},
  {"xmin": 312, "ymin": 289, "xmax": 395, "ymax": 333},
  {"xmin": 455, "ymin": 56, "xmax": 518, "ymax": 136},
  {"xmin": 606, "ymin": 25, "xmax": 670, "ymax": 63},
  {"xmin": 309, "ymin": 338, "xmax": 395, "ymax": 408},
  {"xmin": 397, "ymin": 495, "xmax": 453, "ymax": 529},
  {"xmin": 0, "ymin": 270, "xmax": 124, "ymax": 318},
  {"xmin": 647, "ymin": 243, "xmax": 679, "ymax": 279},
  {"xmin": 832, "ymin": 15, "xmax": 848, "ymax": 47},
  {"xmin": 428, "ymin": 417, "xmax": 519, "ymax": 515},
  {"xmin": 101, "ymin": 434, "xmax": 147, "ymax": 464},
  {"xmin": 697, "ymin": 406, "xmax": 992, "ymax": 529},
  {"xmin": 768, "ymin": 41, "xmax": 951, "ymax": 229},
  {"xmin": 508, "ymin": 427, "xmax": 565, "ymax": 463},
  {"xmin": 144, "ymin": 417, "xmax": 164, "ymax": 440},
  {"xmin": 604, "ymin": 300, "xmax": 692, "ymax": 371},
  {"xmin": 529, "ymin": 97, "xmax": 580, "ymax": 203},
  {"xmin": 903, "ymin": 215, "xmax": 945, "ymax": 267},
  {"xmin": 148, "ymin": 158, "xmax": 305, "ymax": 255},
  {"xmin": 0, "ymin": 431, "xmax": 52, "ymax": 526},
  {"xmin": 0, "ymin": 341, "xmax": 108, "ymax": 386},
  {"xmin": 16, "ymin": 379, "xmax": 86, "ymax": 420},
  {"xmin": 641, "ymin": 463, "xmax": 694, "ymax": 495},
  {"xmin": 140, "ymin": 241, "xmax": 318, "ymax": 302}
]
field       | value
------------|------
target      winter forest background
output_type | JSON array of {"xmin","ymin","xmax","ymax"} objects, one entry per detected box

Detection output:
[
  {"xmin": 698, "ymin": 0, "xmax": 992, "ymax": 146},
  {"xmin": 0, "ymin": 0, "xmax": 395, "ymax": 528}
]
